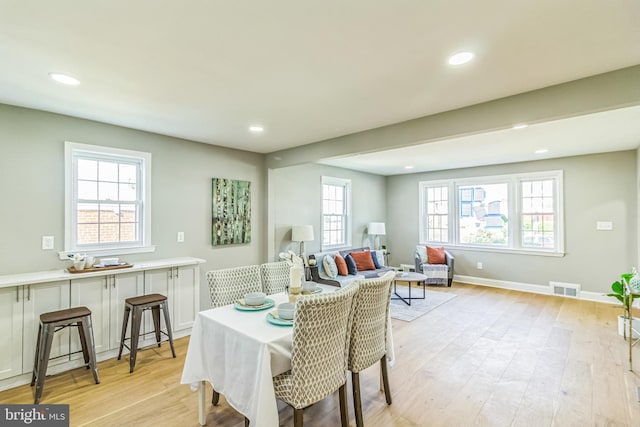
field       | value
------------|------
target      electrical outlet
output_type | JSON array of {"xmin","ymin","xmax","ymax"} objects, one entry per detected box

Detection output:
[
  {"xmin": 477, "ymin": 262, "xmax": 483, "ymax": 269},
  {"xmin": 42, "ymin": 236, "xmax": 54, "ymax": 250},
  {"xmin": 177, "ymin": 231, "xmax": 185, "ymax": 243}
]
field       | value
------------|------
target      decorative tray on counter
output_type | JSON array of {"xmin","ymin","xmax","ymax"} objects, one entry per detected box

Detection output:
[{"xmin": 66, "ymin": 263, "xmax": 133, "ymax": 274}]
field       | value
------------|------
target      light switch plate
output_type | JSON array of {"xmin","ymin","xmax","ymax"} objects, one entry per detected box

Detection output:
[
  {"xmin": 596, "ymin": 221, "xmax": 613, "ymax": 231},
  {"xmin": 42, "ymin": 235, "xmax": 54, "ymax": 250},
  {"xmin": 177, "ymin": 231, "xmax": 185, "ymax": 243}
]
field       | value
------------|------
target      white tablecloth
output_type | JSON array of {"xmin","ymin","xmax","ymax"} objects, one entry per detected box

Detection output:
[{"xmin": 180, "ymin": 285, "xmax": 395, "ymax": 426}]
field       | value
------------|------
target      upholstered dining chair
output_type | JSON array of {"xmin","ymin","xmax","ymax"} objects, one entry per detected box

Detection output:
[
  {"xmin": 206, "ymin": 264, "xmax": 262, "ymax": 307},
  {"xmin": 273, "ymin": 283, "xmax": 360, "ymax": 427},
  {"xmin": 206, "ymin": 265, "xmax": 262, "ymax": 409},
  {"xmin": 348, "ymin": 271, "xmax": 395, "ymax": 427},
  {"xmin": 260, "ymin": 260, "xmax": 290, "ymax": 294}
]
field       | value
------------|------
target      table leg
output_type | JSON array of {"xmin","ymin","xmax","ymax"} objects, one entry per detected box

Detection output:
[{"xmin": 198, "ymin": 380, "xmax": 207, "ymax": 425}]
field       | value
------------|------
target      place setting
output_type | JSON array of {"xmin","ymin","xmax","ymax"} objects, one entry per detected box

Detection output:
[{"xmin": 233, "ymin": 292, "xmax": 275, "ymax": 311}]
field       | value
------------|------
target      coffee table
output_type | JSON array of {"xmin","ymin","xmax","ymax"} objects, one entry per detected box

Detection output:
[{"xmin": 391, "ymin": 271, "xmax": 427, "ymax": 306}]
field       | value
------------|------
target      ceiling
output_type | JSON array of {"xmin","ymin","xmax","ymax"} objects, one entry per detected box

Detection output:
[{"xmin": 1, "ymin": 1, "xmax": 639, "ymax": 172}]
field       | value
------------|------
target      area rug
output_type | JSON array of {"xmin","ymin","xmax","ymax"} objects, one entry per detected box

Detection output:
[{"xmin": 389, "ymin": 288, "xmax": 457, "ymax": 322}]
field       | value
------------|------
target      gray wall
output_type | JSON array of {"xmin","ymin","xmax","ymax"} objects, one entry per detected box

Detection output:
[
  {"xmin": 268, "ymin": 163, "xmax": 386, "ymax": 261},
  {"xmin": 386, "ymin": 151, "xmax": 637, "ymax": 293},
  {"xmin": 0, "ymin": 104, "xmax": 266, "ymax": 307}
]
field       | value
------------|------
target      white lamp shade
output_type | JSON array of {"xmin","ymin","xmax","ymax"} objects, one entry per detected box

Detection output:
[
  {"xmin": 368, "ymin": 222, "xmax": 386, "ymax": 235},
  {"xmin": 292, "ymin": 225, "xmax": 314, "ymax": 242}
]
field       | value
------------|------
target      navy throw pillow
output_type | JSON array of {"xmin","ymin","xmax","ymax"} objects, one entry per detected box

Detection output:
[
  {"xmin": 371, "ymin": 251, "xmax": 381, "ymax": 269},
  {"xmin": 345, "ymin": 254, "xmax": 357, "ymax": 275}
]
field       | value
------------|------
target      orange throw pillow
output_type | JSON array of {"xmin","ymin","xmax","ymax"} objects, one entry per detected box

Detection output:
[
  {"xmin": 334, "ymin": 254, "xmax": 348, "ymax": 276},
  {"xmin": 350, "ymin": 250, "xmax": 376, "ymax": 271},
  {"xmin": 426, "ymin": 246, "xmax": 446, "ymax": 264}
]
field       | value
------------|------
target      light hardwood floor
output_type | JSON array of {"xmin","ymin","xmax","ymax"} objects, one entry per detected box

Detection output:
[{"xmin": 1, "ymin": 282, "xmax": 639, "ymax": 426}]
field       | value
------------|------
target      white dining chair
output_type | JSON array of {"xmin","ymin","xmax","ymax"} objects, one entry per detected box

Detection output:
[
  {"xmin": 348, "ymin": 271, "xmax": 395, "ymax": 427},
  {"xmin": 273, "ymin": 283, "xmax": 359, "ymax": 427},
  {"xmin": 260, "ymin": 261, "xmax": 290, "ymax": 294}
]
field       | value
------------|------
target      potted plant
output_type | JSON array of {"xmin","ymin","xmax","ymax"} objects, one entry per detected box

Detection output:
[{"xmin": 608, "ymin": 270, "xmax": 640, "ymax": 370}]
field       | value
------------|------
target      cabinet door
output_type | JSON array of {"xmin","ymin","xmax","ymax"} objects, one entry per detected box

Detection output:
[
  {"xmin": 110, "ymin": 271, "xmax": 144, "ymax": 350},
  {"xmin": 0, "ymin": 287, "xmax": 23, "ymax": 380},
  {"xmin": 23, "ymin": 281, "xmax": 71, "ymax": 373},
  {"xmin": 173, "ymin": 265, "xmax": 199, "ymax": 332},
  {"xmin": 70, "ymin": 276, "xmax": 110, "ymax": 355}
]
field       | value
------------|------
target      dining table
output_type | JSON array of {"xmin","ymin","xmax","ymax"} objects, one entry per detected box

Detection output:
[{"xmin": 180, "ymin": 284, "xmax": 395, "ymax": 426}]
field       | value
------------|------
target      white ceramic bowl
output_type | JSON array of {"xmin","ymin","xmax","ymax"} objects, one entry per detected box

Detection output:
[
  {"xmin": 302, "ymin": 281, "xmax": 316, "ymax": 292},
  {"xmin": 277, "ymin": 302, "xmax": 295, "ymax": 320},
  {"xmin": 244, "ymin": 292, "xmax": 266, "ymax": 306}
]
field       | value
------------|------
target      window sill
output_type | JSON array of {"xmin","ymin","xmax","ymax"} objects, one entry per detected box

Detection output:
[
  {"xmin": 426, "ymin": 243, "xmax": 565, "ymax": 257},
  {"xmin": 58, "ymin": 245, "xmax": 156, "ymax": 260}
]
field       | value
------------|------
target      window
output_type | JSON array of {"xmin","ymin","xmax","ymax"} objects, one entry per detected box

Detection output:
[
  {"xmin": 420, "ymin": 185, "xmax": 449, "ymax": 243},
  {"xmin": 62, "ymin": 142, "xmax": 153, "ymax": 258},
  {"xmin": 321, "ymin": 176, "xmax": 351, "ymax": 249},
  {"xmin": 419, "ymin": 171, "xmax": 563, "ymax": 255}
]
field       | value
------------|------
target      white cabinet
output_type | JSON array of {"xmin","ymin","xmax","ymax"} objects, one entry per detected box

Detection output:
[
  {"xmin": 0, "ymin": 257, "xmax": 203, "ymax": 391},
  {"xmin": 70, "ymin": 271, "xmax": 144, "ymax": 355},
  {"xmin": 144, "ymin": 264, "xmax": 199, "ymax": 336},
  {"xmin": 0, "ymin": 287, "xmax": 22, "ymax": 380},
  {"xmin": 22, "ymin": 281, "xmax": 71, "ymax": 374}
]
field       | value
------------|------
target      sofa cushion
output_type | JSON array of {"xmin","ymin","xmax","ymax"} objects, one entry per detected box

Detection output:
[
  {"xmin": 351, "ymin": 250, "xmax": 376, "ymax": 271},
  {"xmin": 334, "ymin": 254, "xmax": 348, "ymax": 276},
  {"xmin": 314, "ymin": 251, "xmax": 339, "ymax": 276},
  {"xmin": 345, "ymin": 254, "xmax": 357, "ymax": 274},
  {"xmin": 371, "ymin": 251, "xmax": 381, "ymax": 269},
  {"xmin": 426, "ymin": 246, "xmax": 446, "ymax": 264},
  {"xmin": 416, "ymin": 245, "xmax": 427, "ymax": 263},
  {"xmin": 323, "ymin": 255, "xmax": 338, "ymax": 278}
]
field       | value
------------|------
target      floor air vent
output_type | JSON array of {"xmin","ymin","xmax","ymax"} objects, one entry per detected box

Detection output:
[{"xmin": 550, "ymin": 281, "xmax": 580, "ymax": 298}]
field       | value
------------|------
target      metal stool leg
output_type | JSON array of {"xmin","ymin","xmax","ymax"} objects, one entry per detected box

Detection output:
[
  {"xmin": 33, "ymin": 324, "xmax": 54, "ymax": 404},
  {"xmin": 81, "ymin": 316, "xmax": 100, "ymax": 384},
  {"xmin": 129, "ymin": 306, "xmax": 143, "ymax": 373},
  {"xmin": 117, "ymin": 305, "xmax": 131, "ymax": 360},
  {"xmin": 161, "ymin": 301, "xmax": 176, "ymax": 358},
  {"xmin": 30, "ymin": 323, "xmax": 43, "ymax": 386},
  {"xmin": 77, "ymin": 320, "xmax": 90, "ymax": 368},
  {"xmin": 152, "ymin": 305, "xmax": 162, "ymax": 347}
]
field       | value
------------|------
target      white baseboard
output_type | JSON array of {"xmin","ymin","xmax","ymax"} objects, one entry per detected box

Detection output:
[{"xmin": 453, "ymin": 274, "xmax": 614, "ymax": 305}]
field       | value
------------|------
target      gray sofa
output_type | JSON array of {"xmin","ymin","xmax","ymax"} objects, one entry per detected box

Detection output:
[{"xmin": 310, "ymin": 247, "xmax": 393, "ymax": 287}]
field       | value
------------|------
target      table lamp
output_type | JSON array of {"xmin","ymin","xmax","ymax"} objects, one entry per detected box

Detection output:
[
  {"xmin": 367, "ymin": 222, "xmax": 386, "ymax": 250},
  {"xmin": 292, "ymin": 225, "xmax": 314, "ymax": 259}
]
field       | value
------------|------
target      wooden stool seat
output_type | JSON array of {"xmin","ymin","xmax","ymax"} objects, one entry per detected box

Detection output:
[
  {"xmin": 118, "ymin": 293, "xmax": 176, "ymax": 373},
  {"xmin": 31, "ymin": 306, "xmax": 100, "ymax": 404}
]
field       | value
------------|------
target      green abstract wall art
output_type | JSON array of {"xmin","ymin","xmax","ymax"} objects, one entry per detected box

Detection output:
[{"xmin": 212, "ymin": 178, "xmax": 251, "ymax": 245}]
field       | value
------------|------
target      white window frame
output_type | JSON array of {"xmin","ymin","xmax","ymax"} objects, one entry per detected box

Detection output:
[
  {"xmin": 60, "ymin": 141, "xmax": 154, "ymax": 259},
  {"xmin": 321, "ymin": 176, "xmax": 352, "ymax": 250},
  {"xmin": 419, "ymin": 170, "xmax": 564, "ymax": 256}
]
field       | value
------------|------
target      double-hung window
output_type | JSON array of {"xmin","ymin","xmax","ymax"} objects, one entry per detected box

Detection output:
[
  {"xmin": 62, "ymin": 142, "xmax": 153, "ymax": 258},
  {"xmin": 419, "ymin": 171, "xmax": 563, "ymax": 255},
  {"xmin": 321, "ymin": 176, "xmax": 351, "ymax": 249}
]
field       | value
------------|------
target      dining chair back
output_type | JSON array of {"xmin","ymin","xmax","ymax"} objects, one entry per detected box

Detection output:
[
  {"xmin": 273, "ymin": 283, "xmax": 359, "ymax": 427},
  {"xmin": 348, "ymin": 270, "xmax": 395, "ymax": 427},
  {"xmin": 260, "ymin": 261, "xmax": 290, "ymax": 295},
  {"xmin": 206, "ymin": 265, "xmax": 262, "ymax": 307}
]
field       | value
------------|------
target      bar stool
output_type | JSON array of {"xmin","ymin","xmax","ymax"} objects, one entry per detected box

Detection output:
[
  {"xmin": 31, "ymin": 306, "xmax": 100, "ymax": 404},
  {"xmin": 117, "ymin": 293, "xmax": 176, "ymax": 373}
]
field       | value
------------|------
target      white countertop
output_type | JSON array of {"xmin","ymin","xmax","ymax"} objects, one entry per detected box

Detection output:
[{"xmin": 0, "ymin": 257, "xmax": 206, "ymax": 288}]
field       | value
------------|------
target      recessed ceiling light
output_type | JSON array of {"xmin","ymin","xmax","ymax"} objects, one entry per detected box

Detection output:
[
  {"xmin": 534, "ymin": 148, "xmax": 549, "ymax": 154},
  {"xmin": 447, "ymin": 51, "xmax": 474, "ymax": 66},
  {"xmin": 404, "ymin": 165, "xmax": 414, "ymax": 170},
  {"xmin": 249, "ymin": 125, "xmax": 264, "ymax": 133},
  {"xmin": 48, "ymin": 72, "xmax": 80, "ymax": 86},
  {"xmin": 512, "ymin": 123, "xmax": 528, "ymax": 130}
]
